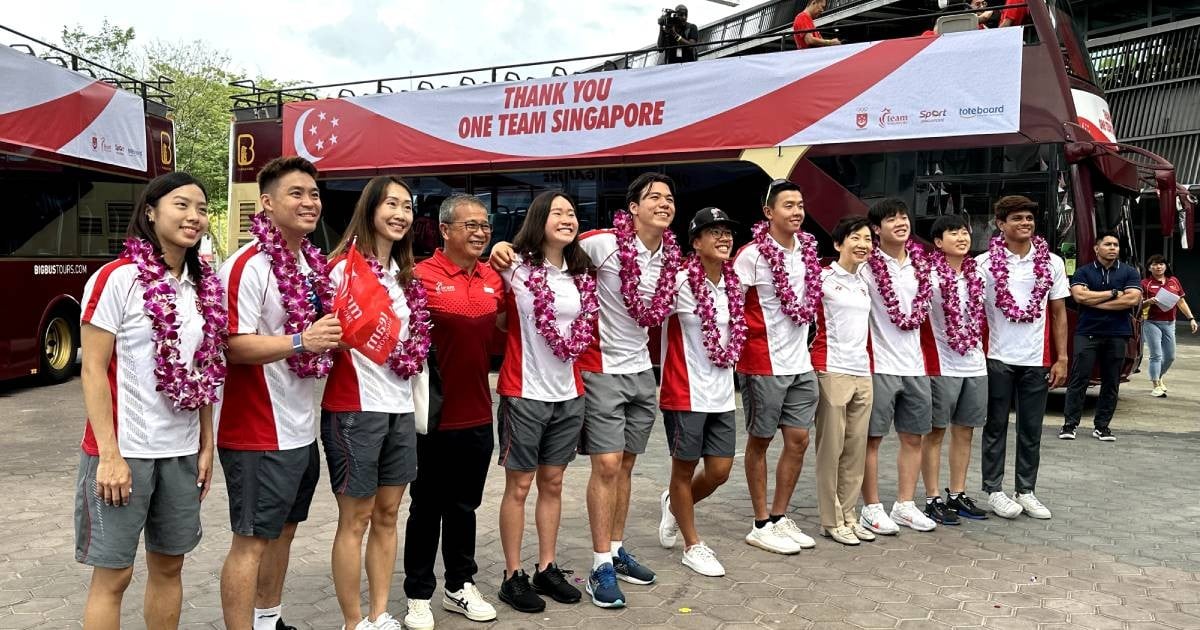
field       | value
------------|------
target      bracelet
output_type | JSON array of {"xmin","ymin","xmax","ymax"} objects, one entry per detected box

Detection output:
[{"xmin": 291, "ymin": 333, "xmax": 305, "ymax": 354}]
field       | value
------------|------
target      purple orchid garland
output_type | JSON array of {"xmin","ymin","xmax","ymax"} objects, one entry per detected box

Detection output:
[
  {"xmin": 363, "ymin": 256, "xmax": 432, "ymax": 379},
  {"xmin": 987, "ymin": 234, "xmax": 1053, "ymax": 323},
  {"xmin": 867, "ymin": 239, "xmax": 933, "ymax": 331},
  {"xmin": 612, "ymin": 211, "xmax": 680, "ymax": 327},
  {"xmin": 523, "ymin": 261, "xmax": 601, "ymax": 362},
  {"xmin": 929, "ymin": 249, "xmax": 985, "ymax": 355},
  {"xmin": 685, "ymin": 254, "xmax": 748, "ymax": 368},
  {"xmin": 751, "ymin": 221, "xmax": 823, "ymax": 326}
]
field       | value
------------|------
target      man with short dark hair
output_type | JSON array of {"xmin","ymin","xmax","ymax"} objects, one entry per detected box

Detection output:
[
  {"xmin": 1059, "ymin": 231, "xmax": 1140, "ymax": 442},
  {"xmin": 793, "ymin": 0, "xmax": 841, "ymax": 49}
]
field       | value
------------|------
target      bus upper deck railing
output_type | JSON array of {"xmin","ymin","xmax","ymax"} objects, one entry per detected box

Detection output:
[
  {"xmin": 1, "ymin": 24, "xmax": 174, "ymax": 110},
  {"xmin": 228, "ymin": 2, "xmax": 1028, "ymax": 120}
]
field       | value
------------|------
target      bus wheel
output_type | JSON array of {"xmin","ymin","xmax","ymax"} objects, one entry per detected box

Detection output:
[{"xmin": 40, "ymin": 313, "xmax": 78, "ymax": 384}]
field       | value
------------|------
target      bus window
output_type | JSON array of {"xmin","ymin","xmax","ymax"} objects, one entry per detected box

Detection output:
[
  {"xmin": 77, "ymin": 181, "xmax": 139, "ymax": 256},
  {"xmin": 410, "ymin": 175, "xmax": 467, "ymax": 258},
  {"xmin": 2, "ymin": 172, "xmax": 80, "ymax": 257}
]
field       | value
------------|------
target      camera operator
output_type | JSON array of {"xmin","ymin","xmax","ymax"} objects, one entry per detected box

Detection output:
[{"xmin": 657, "ymin": 4, "xmax": 699, "ymax": 64}]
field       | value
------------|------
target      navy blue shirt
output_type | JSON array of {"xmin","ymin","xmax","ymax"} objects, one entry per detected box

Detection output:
[{"xmin": 1071, "ymin": 261, "xmax": 1141, "ymax": 337}]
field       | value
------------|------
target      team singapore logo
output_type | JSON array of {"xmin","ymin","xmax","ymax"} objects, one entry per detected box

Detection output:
[
  {"xmin": 959, "ymin": 105, "xmax": 1005, "ymax": 118},
  {"xmin": 877, "ymin": 108, "xmax": 909, "ymax": 128},
  {"xmin": 919, "ymin": 109, "xmax": 947, "ymax": 123},
  {"xmin": 855, "ymin": 107, "xmax": 869, "ymax": 129}
]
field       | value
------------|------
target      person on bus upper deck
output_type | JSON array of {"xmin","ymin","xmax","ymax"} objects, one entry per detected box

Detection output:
[
  {"xmin": 494, "ymin": 191, "xmax": 595, "ymax": 613},
  {"xmin": 1058, "ymin": 231, "xmax": 1141, "ymax": 443},
  {"xmin": 657, "ymin": 4, "xmax": 700, "ymax": 63},
  {"xmin": 794, "ymin": 0, "xmax": 841, "ymax": 49},
  {"xmin": 998, "ymin": 0, "xmax": 1030, "ymax": 27},
  {"xmin": 217, "ymin": 156, "xmax": 342, "ymax": 630},
  {"xmin": 977, "ymin": 195, "xmax": 1068, "ymax": 521},
  {"xmin": 656, "ymin": 207, "xmax": 744, "ymax": 577},
  {"xmin": 731, "ymin": 180, "xmax": 822, "ymax": 556},
  {"xmin": 919, "ymin": 215, "xmax": 991, "ymax": 526},
  {"xmin": 402, "ymin": 194, "xmax": 502, "ymax": 630},
  {"xmin": 75, "ymin": 172, "xmax": 225, "ymax": 629},
  {"xmin": 320, "ymin": 176, "xmax": 430, "ymax": 630},
  {"xmin": 858, "ymin": 198, "xmax": 940, "ymax": 537},
  {"xmin": 491, "ymin": 172, "xmax": 679, "ymax": 608}
]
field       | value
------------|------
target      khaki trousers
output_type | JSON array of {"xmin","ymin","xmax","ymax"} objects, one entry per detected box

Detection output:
[{"xmin": 815, "ymin": 372, "xmax": 873, "ymax": 530}]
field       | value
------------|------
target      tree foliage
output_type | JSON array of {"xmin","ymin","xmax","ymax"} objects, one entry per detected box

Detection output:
[{"xmin": 58, "ymin": 23, "xmax": 296, "ymax": 257}]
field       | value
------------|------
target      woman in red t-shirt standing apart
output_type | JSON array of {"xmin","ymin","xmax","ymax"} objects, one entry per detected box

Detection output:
[{"xmin": 1140, "ymin": 255, "xmax": 1197, "ymax": 397}]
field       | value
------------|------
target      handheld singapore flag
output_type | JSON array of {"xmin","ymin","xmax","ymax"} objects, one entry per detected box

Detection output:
[{"xmin": 333, "ymin": 243, "xmax": 401, "ymax": 365}]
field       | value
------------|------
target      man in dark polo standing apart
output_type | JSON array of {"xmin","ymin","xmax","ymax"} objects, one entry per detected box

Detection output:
[
  {"xmin": 1059, "ymin": 230, "xmax": 1141, "ymax": 442},
  {"xmin": 402, "ymin": 194, "xmax": 504, "ymax": 629}
]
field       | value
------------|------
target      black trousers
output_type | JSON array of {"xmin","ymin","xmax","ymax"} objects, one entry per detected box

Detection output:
[
  {"xmin": 402, "ymin": 423, "xmax": 494, "ymax": 599},
  {"xmin": 982, "ymin": 359, "xmax": 1049, "ymax": 495},
  {"xmin": 1062, "ymin": 335, "xmax": 1127, "ymax": 432}
]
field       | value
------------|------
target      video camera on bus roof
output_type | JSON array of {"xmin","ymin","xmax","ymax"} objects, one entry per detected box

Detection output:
[{"xmin": 658, "ymin": 7, "xmax": 685, "ymax": 27}]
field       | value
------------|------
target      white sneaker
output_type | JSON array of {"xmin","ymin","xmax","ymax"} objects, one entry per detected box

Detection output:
[
  {"xmin": 403, "ymin": 600, "xmax": 435, "ymax": 630},
  {"xmin": 681, "ymin": 542, "xmax": 725, "ymax": 577},
  {"xmin": 772, "ymin": 516, "xmax": 817, "ymax": 549},
  {"xmin": 890, "ymin": 501, "xmax": 937, "ymax": 532},
  {"xmin": 1151, "ymin": 385, "xmax": 1166, "ymax": 397},
  {"xmin": 744, "ymin": 521, "xmax": 802, "ymax": 555},
  {"xmin": 442, "ymin": 583, "xmax": 497, "ymax": 622},
  {"xmin": 369, "ymin": 612, "xmax": 403, "ymax": 630},
  {"xmin": 658, "ymin": 490, "xmax": 678, "ymax": 548},
  {"xmin": 987, "ymin": 491, "xmax": 1023, "ymax": 519},
  {"xmin": 341, "ymin": 618, "xmax": 376, "ymax": 630},
  {"xmin": 859, "ymin": 503, "xmax": 900, "ymax": 535},
  {"xmin": 1015, "ymin": 493, "xmax": 1052, "ymax": 519}
]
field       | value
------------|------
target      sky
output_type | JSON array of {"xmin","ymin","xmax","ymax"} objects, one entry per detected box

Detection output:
[{"xmin": 3, "ymin": 1, "xmax": 751, "ymax": 90}]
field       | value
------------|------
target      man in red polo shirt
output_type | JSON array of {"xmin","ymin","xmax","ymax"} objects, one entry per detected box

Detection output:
[
  {"xmin": 402, "ymin": 194, "xmax": 504, "ymax": 629},
  {"xmin": 794, "ymin": 0, "xmax": 840, "ymax": 49},
  {"xmin": 998, "ymin": 0, "xmax": 1029, "ymax": 27}
]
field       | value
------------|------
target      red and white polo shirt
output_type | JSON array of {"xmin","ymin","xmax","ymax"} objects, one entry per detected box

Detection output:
[
  {"xmin": 812, "ymin": 262, "xmax": 872, "ymax": 377},
  {"xmin": 862, "ymin": 249, "xmax": 927, "ymax": 376},
  {"xmin": 216, "ymin": 241, "xmax": 319, "ymax": 451},
  {"xmin": 923, "ymin": 267, "xmax": 987, "ymax": 378},
  {"xmin": 322, "ymin": 257, "xmax": 414, "ymax": 414},
  {"xmin": 497, "ymin": 256, "xmax": 586, "ymax": 402},
  {"xmin": 577, "ymin": 230, "xmax": 666, "ymax": 375},
  {"xmin": 976, "ymin": 247, "xmax": 1070, "ymax": 367},
  {"xmin": 660, "ymin": 269, "xmax": 736, "ymax": 413},
  {"xmin": 732, "ymin": 234, "xmax": 814, "ymax": 376},
  {"xmin": 79, "ymin": 259, "xmax": 205, "ymax": 458}
]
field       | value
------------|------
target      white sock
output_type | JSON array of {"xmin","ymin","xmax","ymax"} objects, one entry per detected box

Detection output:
[
  {"xmin": 610, "ymin": 540, "xmax": 623, "ymax": 556},
  {"xmin": 253, "ymin": 606, "xmax": 281, "ymax": 630},
  {"xmin": 593, "ymin": 551, "xmax": 610, "ymax": 570}
]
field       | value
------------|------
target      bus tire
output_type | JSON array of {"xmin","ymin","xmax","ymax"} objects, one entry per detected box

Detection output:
[{"xmin": 39, "ymin": 309, "xmax": 79, "ymax": 385}]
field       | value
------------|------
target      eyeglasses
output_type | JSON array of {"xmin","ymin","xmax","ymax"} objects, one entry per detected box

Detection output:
[
  {"xmin": 705, "ymin": 228, "xmax": 734, "ymax": 240},
  {"xmin": 445, "ymin": 221, "xmax": 493, "ymax": 233},
  {"xmin": 765, "ymin": 178, "xmax": 792, "ymax": 204}
]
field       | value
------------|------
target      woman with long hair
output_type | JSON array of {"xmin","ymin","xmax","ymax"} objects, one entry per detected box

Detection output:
[
  {"xmin": 1141, "ymin": 254, "xmax": 1197, "ymax": 397},
  {"xmin": 76, "ymin": 172, "xmax": 227, "ymax": 629},
  {"xmin": 321, "ymin": 176, "xmax": 432, "ymax": 630},
  {"xmin": 494, "ymin": 191, "xmax": 598, "ymax": 613}
]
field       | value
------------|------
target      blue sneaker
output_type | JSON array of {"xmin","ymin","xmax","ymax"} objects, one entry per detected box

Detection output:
[
  {"xmin": 612, "ymin": 547, "xmax": 656, "ymax": 585},
  {"xmin": 586, "ymin": 562, "xmax": 625, "ymax": 608}
]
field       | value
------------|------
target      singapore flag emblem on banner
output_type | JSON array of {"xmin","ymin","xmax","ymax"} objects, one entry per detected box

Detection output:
[{"xmin": 284, "ymin": 28, "xmax": 1023, "ymax": 172}]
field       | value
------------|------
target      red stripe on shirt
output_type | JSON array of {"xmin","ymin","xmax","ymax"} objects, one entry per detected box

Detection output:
[
  {"xmin": 217, "ymin": 363, "xmax": 279, "ymax": 450},
  {"xmin": 658, "ymin": 314, "xmax": 692, "ymax": 411},
  {"xmin": 496, "ymin": 289, "xmax": 526, "ymax": 398},
  {"xmin": 81, "ymin": 352, "xmax": 119, "ymax": 456},
  {"xmin": 1042, "ymin": 307, "xmax": 1053, "ymax": 368},
  {"xmin": 735, "ymin": 287, "xmax": 774, "ymax": 375},
  {"xmin": 811, "ymin": 300, "xmax": 829, "ymax": 372},
  {"xmin": 225, "ymin": 247, "xmax": 257, "ymax": 334},
  {"xmin": 81, "ymin": 259, "xmax": 133, "ymax": 322},
  {"xmin": 321, "ymin": 350, "xmax": 363, "ymax": 412},
  {"xmin": 919, "ymin": 318, "xmax": 941, "ymax": 376}
]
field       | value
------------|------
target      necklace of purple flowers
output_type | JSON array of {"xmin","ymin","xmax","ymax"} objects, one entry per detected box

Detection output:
[
  {"xmin": 929, "ymin": 249, "xmax": 985, "ymax": 355},
  {"xmin": 612, "ymin": 211, "xmax": 681, "ymax": 327},
  {"xmin": 751, "ymin": 221, "xmax": 823, "ymax": 326},
  {"xmin": 122, "ymin": 237, "xmax": 228, "ymax": 410},
  {"xmin": 684, "ymin": 253, "xmax": 748, "ymax": 368},
  {"xmin": 987, "ymin": 234, "xmax": 1053, "ymax": 323},
  {"xmin": 522, "ymin": 258, "xmax": 601, "ymax": 362},
  {"xmin": 249, "ymin": 212, "xmax": 334, "ymax": 378},
  {"xmin": 867, "ymin": 239, "xmax": 933, "ymax": 331},
  {"xmin": 361, "ymin": 255, "xmax": 433, "ymax": 379}
]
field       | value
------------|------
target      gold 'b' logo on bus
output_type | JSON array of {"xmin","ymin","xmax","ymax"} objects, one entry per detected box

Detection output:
[
  {"xmin": 159, "ymin": 132, "xmax": 173, "ymax": 166},
  {"xmin": 237, "ymin": 134, "xmax": 256, "ymax": 166}
]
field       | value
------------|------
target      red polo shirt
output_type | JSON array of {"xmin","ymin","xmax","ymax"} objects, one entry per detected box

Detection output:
[
  {"xmin": 1000, "ymin": 0, "xmax": 1028, "ymax": 26},
  {"xmin": 415, "ymin": 249, "xmax": 505, "ymax": 430},
  {"xmin": 793, "ymin": 12, "xmax": 819, "ymax": 49}
]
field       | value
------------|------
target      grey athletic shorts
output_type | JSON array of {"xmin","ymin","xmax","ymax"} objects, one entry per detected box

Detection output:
[
  {"xmin": 663, "ymin": 410, "xmax": 736, "ymax": 461},
  {"xmin": 740, "ymin": 372, "xmax": 819, "ymax": 438},
  {"xmin": 579, "ymin": 370, "xmax": 657, "ymax": 455},
  {"xmin": 497, "ymin": 396, "xmax": 585, "ymax": 471},
  {"xmin": 219, "ymin": 443, "xmax": 320, "ymax": 540},
  {"xmin": 869, "ymin": 374, "xmax": 933, "ymax": 437},
  {"xmin": 321, "ymin": 411, "xmax": 418, "ymax": 497},
  {"xmin": 930, "ymin": 375, "xmax": 987, "ymax": 429},
  {"xmin": 74, "ymin": 452, "xmax": 202, "ymax": 569}
]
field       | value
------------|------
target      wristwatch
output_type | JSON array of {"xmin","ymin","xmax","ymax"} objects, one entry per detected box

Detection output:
[
  {"xmin": 1110, "ymin": 289, "xmax": 1119, "ymax": 300},
  {"xmin": 292, "ymin": 333, "xmax": 305, "ymax": 354}
]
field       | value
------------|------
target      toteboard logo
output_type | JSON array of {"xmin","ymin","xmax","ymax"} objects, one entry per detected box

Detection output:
[
  {"xmin": 959, "ymin": 105, "xmax": 1005, "ymax": 118},
  {"xmin": 919, "ymin": 109, "xmax": 947, "ymax": 123},
  {"xmin": 877, "ymin": 108, "xmax": 909, "ymax": 128}
]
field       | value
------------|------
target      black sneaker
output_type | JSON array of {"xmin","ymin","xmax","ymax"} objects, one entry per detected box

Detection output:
[
  {"xmin": 924, "ymin": 497, "xmax": 960, "ymax": 525},
  {"xmin": 275, "ymin": 620, "xmax": 297, "ymax": 630},
  {"xmin": 533, "ymin": 562, "xmax": 582, "ymax": 604},
  {"xmin": 945, "ymin": 490, "xmax": 988, "ymax": 520},
  {"xmin": 1058, "ymin": 425, "xmax": 1076, "ymax": 440},
  {"xmin": 498, "ymin": 570, "xmax": 545, "ymax": 613},
  {"xmin": 1093, "ymin": 428, "xmax": 1116, "ymax": 442}
]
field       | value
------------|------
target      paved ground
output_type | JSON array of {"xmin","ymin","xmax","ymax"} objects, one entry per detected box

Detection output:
[{"xmin": 1, "ymin": 339, "xmax": 1198, "ymax": 630}]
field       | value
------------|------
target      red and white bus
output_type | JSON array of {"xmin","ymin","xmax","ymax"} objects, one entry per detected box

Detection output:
[
  {"xmin": 0, "ymin": 25, "xmax": 175, "ymax": 383},
  {"xmin": 225, "ymin": 1, "xmax": 1192, "ymax": 372}
]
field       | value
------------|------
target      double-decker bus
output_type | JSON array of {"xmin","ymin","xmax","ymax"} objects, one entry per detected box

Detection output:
[
  {"xmin": 225, "ymin": 1, "xmax": 1191, "ymax": 372},
  {"xmin": 0, "ymin": 25, "xmax": 175, "ymax": 383}
]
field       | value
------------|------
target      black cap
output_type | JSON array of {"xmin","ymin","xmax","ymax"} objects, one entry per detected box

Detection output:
[
  {"xmin": 689, "ymin": 207, "xmax": 739, "ymax": 238},
  {"xmin": 676, "ymin": 4, "xmax": 688, "ymax": 14}
]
